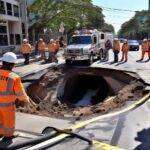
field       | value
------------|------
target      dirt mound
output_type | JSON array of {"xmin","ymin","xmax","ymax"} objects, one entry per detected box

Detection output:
[{"xmin": 17, "ymin": 69, "xmax": 145, "ymax": 119}]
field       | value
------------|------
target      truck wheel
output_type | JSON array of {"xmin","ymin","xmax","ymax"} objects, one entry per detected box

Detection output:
[
  {"xmin": 65, "ymin": 59, "xmax": 71, "ymax": 65},
  {"xmin": 87, "ymin": 54, "xmax": 94, "ymax": 65},
  {"xmin": 98, "ymin": 49, "xmax": 103, "ymax": 60}
]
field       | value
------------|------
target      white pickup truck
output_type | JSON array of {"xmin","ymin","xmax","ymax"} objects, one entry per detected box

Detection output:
[{"xmin": 64, "ymin": 29, "xmax": 113, "ymax": 65}]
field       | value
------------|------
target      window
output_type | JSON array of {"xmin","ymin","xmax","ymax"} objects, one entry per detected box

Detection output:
[
  {"xmin": 15, "ymin": 34, "xmax": 21, "ymax": 45},
  {"xmin": 70, "ymin": 36, "xmax": 92, "ymax": 44},
  {"xmin": 0, "ymin": 25, "xmax": 7, "ymax": 33},
  {"xmin": 22, "ymin": 34, "xmax": 26, "ymax": 39},
  {"xmin": 22, "ymin": 23, "xmax": 25, "ymax": 34},
  {"xmin": 0, "ymin": 25, "xmax": 8, "ymax": 46},
  {"xmin": 6, "ymin": 3, "xmax": 12, "ymax": 15},
  {"xmin": 10, "ymin": 34, "xmax": 14, "ymax": 45},
  {"xmin": 93, "ymin": 36, "xmax": 97, "ymax": 44},
  {"xmin": 0, "ymin": 1, "xmax": 5, "ymax": 14},
  {"xmin": 0, "ymin": 35, "xmax": 8, "ymax": 46},
  {"xmin": 101, "ymin": 34, "xmax": 104, "ymax": 39},
  {"xmin": 13, "ymin": 5, "xmax": 19, "ymax": 17}
]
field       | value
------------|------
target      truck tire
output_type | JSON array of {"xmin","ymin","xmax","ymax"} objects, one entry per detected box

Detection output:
[
  {"xmin": 87, "ymin": 54, "xmax": 94, "ymax": 65},
  {"xmin": 98, "ymin": 49, "xmax": 103, "ymax": 60},
  {"xmin": 65, "ymin": 59, "xmax": 72, "ymax": 65}
]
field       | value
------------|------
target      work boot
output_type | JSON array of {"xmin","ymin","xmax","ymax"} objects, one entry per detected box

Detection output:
[
  {"xmin": 136, "ymin": 59, "xmax": 143, "ymax": 62},
  {"xmin": 2, "ymin": 133, "xmax": 19, "ymax": 141}
]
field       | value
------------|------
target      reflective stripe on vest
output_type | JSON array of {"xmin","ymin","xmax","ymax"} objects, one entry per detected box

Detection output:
[
  {"xmin": 15, "ymin": 92, "xmax": 25, "ymax": 97},
  {"xmin": 0, "ymin": 124, "xmax": 14, "ymax": 131},
  {"xmin": 6, "ymin": 77, "xmax": 14, "ymax": 91},
  {"xmin": 0, "ymin": 102, "xmax": 15, "ymax": 107},
  {"xmin": 0, "ymin": 124, "xmax": 3, "ymax": 128},
  {"xmin": 0, "ymin": 91, "xmax": 14, "ymax": 96},
  {"xmin": 3, "ymin": 126, "xmax": 15, "ymax": 132},
  {"xmin": 0, "ymin": 73, "xmax": 15, "ymax": 96}
]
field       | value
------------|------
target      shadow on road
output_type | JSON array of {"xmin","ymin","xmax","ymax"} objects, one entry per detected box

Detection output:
[
  {"xmin": 115, "ymin": 61, "xmax": 127, "ymax": 66},
  {"xmin": 135, "ymin": 128, "xmax": 150, "ymax": 150},
  {"xmin": 136, "ymin": 59, "xmax": 150, "ymax": 63}
]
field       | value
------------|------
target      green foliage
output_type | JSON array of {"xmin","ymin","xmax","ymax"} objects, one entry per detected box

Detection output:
[
  {"xmin": 28, "ymin": 0, "xmax": 106, "ymax": 33},
  {"xmin": 102, "ymin": 23, "xmax": 115, "ymax": 33},
  {"xmin": 118, "ymin": 10, "xmax": 150, "ymax": 39}
]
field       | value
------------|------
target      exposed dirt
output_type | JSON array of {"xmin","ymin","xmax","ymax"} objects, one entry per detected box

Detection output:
[{"xmin": 17, "ymin": 68, "xmax": 145, "ymax": 120}]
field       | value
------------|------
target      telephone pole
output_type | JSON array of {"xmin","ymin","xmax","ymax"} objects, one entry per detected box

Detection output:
[{"xmin": 149, "ymin": 0, "xmax": 150, "ymax": 10}]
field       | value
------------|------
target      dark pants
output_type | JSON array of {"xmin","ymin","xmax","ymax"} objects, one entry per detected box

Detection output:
[
  {"xmin": 23, "ymin": 53, "xmax": 30, "ymax": 64},
  {"xmin": 49, "ymin": 52, "xmax": 57, "ymax": 62},
  {"xmin": 39, "ymin": 51, "xmax": 46, "ymax": 60},
  {"xmin": 113, "ymin": 50, "xmax": 119, "ymax": 62},
  {"xmin": 103, "ymin": 49, "xmax": 109, "ymax": 61}
]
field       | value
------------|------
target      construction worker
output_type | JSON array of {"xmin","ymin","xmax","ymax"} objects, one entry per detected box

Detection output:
[
  {"xmin": 48, "ymin": 39, "xmax": 56, "ymax": 62},
  {"xmin": 59, "ymin": 36, "xmax": 64, "ymax": 48},
  {"xmin": 104, "ymin": 39, "xmax": 112, "ymax": 61},
  {"xmin": 139, "ymin": 39, "xmax": 150, "ymax": 61},
  {"xmin": 20, "ymin": 39, "xmax": 32, "ymax": 65},
  {"xmin": 0, "ymin": 52, "xmax": 30, "ymax": 142},
  {"xmin": 113, "ymin": 38, "xmax": 120, "ymax": 63},
  {"xmin": 120, "ymin": 39, "xmax": 130, "ymax": 62},
  {"xmin": 55, "ymin": 39, "xmax": 60, "ymax": 54},
  {"xmin": 37, "ymin": 38, "xmax": 46, "ymax": 60}
]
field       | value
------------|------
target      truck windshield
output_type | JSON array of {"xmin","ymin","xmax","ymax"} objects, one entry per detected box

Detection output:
[{"xmin": 70, "ymin": 36, "xmax": 92, "ymax": 44}]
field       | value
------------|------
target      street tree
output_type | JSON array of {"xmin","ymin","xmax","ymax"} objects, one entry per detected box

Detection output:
[
  {"xmin": 118, "ymin": 10, "xmax": 150, "ymax": 39},
  {"xmin": 28, "ymin": 0, "xmax": 105, "ymax": 34}
]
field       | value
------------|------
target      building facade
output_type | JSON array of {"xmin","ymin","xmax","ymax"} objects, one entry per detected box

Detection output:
[{"xmin": 0, "ymin": 0, "xmax": 28, "ymax": 53}]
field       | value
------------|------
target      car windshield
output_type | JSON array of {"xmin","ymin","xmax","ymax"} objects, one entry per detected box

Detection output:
[
  {"xmin": 70, "ymin": 36, "xmax": 92, "ymax": 44},
  {"xmin": 128, "ymin": 40, "xmax": 138, "ymax": 43}
]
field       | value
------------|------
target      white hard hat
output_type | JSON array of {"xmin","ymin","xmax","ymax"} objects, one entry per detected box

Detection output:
[
  {"xmin": 39, "ymin": 38, "xmax": 43, "ymax": 41},
  {"xmin": 114, "ymin": 38, "xmax": 118, "ymax": 41},
  {"xmin": 50, "ymin": 39, "xmax": 54, "ymax": 42},
  {"xmin": 23, "ymin": 39, "xmax": 28, "ymax": 42},
  {"xmin": 2, "ymin": 52, "xmax": 17, "ymax": 64},
  {"xmin": 143, "ymin": 38, "xmax": 147, "ymax": 42}
]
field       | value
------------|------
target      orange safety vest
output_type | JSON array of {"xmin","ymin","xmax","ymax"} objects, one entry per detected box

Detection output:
[
  {"xmin": 0, "ymin": 69, "xmax": 29, "ymax": 137},
  {"xmin": 113, "ymin": 41, "xmax": 120, "ymax": 51},
  {"xmin": 142, "ymin": 41, "xmax": 150, "ymax": 52},
  {"xmin": 122, "ymin": 43, "xmax": 129, "ymax": 52},
  {"xmin": 48, "ymin": 43, "xmax": 56, "ymax": 52},
  {"xmin": 38, "ymin": 42, "xmax": 46, "ymax": 51},
  {"xmin": 20, "ymin": 43, "xmax": 32, "ymax": 54},
  {"xmin": 55, "ymin": 42, "xmax": 60, "ymax": 50}
]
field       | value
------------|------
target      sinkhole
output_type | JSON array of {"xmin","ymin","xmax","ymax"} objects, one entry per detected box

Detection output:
[
  {"xmin": 23, "ymin": 67, "xmax": 145, "ymax": 118},
  {"xmin": 57, "ymin": 68, "xmax": 138, "ymax": 107}
]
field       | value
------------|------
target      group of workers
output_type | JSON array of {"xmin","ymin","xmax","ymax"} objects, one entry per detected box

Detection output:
[
  {"xmin": 20, "ymin": 37, "xmax": 150, "ymax": 65},
  {"xmin": 21, "ymin": 38, "xmax": 63, "ymax": 65},
  {"xmin": 103, "ymin": 38, "xmax": 150, "ymax": 63}
]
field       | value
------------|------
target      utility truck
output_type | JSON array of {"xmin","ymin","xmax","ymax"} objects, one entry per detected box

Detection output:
[{"xmin": 64, "ymin": 29, "xmax": 113, "ymax": 64}]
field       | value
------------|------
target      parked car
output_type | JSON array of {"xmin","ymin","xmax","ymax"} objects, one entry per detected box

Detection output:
[
  {"xmin": 119, "ymin": 38, "xmax": 126, "ymax": 43},
  {"xmin": 138, "ymin": 40, "xmax": 143, "ymax": 45},
  {"xmin": 128, "ymin": 40, "xmax": 139, "ymax": 51}
]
